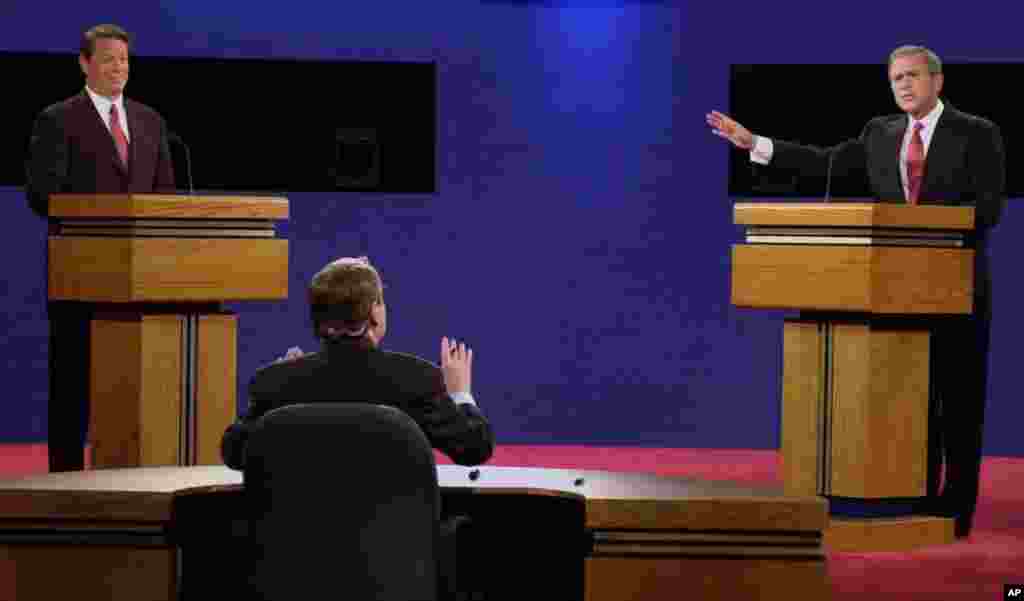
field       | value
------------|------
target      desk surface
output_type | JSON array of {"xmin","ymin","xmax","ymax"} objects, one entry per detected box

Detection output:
[
  {"xmin": 0, "ymin": 464, "xmax": 826, "ymax": 532},
  {"xmin": 0, "ymin": 465, "xmax": 830, "ymax": 601}
]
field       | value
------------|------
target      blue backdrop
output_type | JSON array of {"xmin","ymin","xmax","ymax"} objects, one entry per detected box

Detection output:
[{"xmin": 1, "ymin": 2, "xmax": 1020, "ymax": 455}]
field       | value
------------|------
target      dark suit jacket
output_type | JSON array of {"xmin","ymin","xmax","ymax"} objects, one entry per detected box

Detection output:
[
  {"xmin": 221, "ymin": 340, "xmax": 495, "ymax": 469},
  {"xmin": 25, "ymin": 91, "xmax": 176, "ymax": 217},
  {"xmin": 771, "ymin": 103, "xmax": 1005, "ymax": 236}
]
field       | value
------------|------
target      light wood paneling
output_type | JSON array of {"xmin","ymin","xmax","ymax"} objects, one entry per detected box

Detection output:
[
  {"xmin": 585, "ymin": 556, "xmax": 829, "ymax": 601},
  {"xmin": 196, "ymin": 315, "xmax": 237, "ymax": 465},
  {"xmin": 731, "ymin": 244, "xmax": 973, "ymax": 314},
  {"xmin": 734, "ymin": 202, "xmax": 974, "ymax": 230},
  {"xmin": 0, "ymin": 465, "xmax": 830, "ymax": 600},
  {"xmin": 585, "ymin": 496, "xmax": 827, "ymax": 533},
  {"xmin": 91, "ymin": 316, "xmax": 182, "ymax": 468},
  {"xmin": 825, "ymin": 516, "xmax": 954, "ymax": 552},
  {"xmin": 782, "ymin": 321, "xmax": 824, "ymax": 496},
  {"xmin": 49, "ymin": 237, "xmax": 288, "ymax": 302},
  {"xmin": 49, "ymin": 194, "xmax": 288, "ymax": 219},
  {"xmin": 829, "ymin": 324, "xmax": 930, "ymax": 498},
  {"xmin": 0, "ymin": 545, "xmax": 176, "ymax": 601}
]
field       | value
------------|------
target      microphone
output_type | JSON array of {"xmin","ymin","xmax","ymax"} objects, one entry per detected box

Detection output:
[
  {"xmin": 167, "ymin": 131, "xmax": 194, "ymax": 197},
  {"xmin": 823, "ymin": 139, "xmax": 864, "ymax": 204},
  {"xmin": 824, "ymin": 148, "xmax": 836, "ymax": 203}
]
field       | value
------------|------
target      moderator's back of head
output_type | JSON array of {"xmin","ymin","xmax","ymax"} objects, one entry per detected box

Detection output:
[{"xmin": 244, "ymin": 402, "xmax": 440, "ymax": 601}]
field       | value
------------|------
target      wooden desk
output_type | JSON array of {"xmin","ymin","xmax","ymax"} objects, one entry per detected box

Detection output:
[{"xmin": 0, "ymin": 465, "xmax": 828, "ymax": 600}]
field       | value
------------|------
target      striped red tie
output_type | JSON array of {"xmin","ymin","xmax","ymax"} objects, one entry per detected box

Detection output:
[
  {"xmin": 110, "ymin": 104, "xmax": 129, "ymax": 166},
  {"xmin": 906, "ymin": 122, "xmax": 924, "ymax": 204}
]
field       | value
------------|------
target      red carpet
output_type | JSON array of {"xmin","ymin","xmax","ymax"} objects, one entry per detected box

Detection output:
[{"xmin": 3, "ymin": 444, "xmax": 1022, "ymax": 599}]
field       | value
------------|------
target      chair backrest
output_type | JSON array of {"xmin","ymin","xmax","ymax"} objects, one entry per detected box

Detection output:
[{"xmin": 243, "ymin": 402, "xmax": 440, "ymax": 601}]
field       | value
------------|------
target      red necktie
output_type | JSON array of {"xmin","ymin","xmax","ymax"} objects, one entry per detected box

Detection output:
[
  {"xmin": 906, "ymin": 122, "xmax": 924, "ymax": 204},
  {"xmin": 110, "ymin": 104, "xmax": 129, "ymax": 166}
]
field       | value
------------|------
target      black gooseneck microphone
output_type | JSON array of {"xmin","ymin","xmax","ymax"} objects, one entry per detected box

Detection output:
[
  {"xmin": 167, "ymin": 131, "xmax": 194, "ymax": 197},
  {"xmin": 824, "ymin": 144, "xmax": 837, "ymax": 203}
]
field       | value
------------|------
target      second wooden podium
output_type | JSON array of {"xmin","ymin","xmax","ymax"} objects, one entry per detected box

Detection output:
[
  {"xmin": 731, "ymin": 202, "xmax": 974, "ymax": 551},
  {"xmin": 48, "ymin": 194, "xmax": 289, "ymax": 468}
]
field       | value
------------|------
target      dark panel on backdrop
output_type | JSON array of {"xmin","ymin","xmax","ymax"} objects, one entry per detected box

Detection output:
[
  {"xmin": 1, "ymin": 52, "xmax": 435, "ymax": 193},
  {"xmin": 728, "ymin": 63, "xmax": 1020, "ymax": 198}
]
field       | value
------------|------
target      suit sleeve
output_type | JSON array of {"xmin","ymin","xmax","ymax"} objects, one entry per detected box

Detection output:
[
  {"xmin": 411, "ymin": 384, "xmax": 495, "ymax": 466},
  {"xmin": 760, "ymin": 126, "xmax": 868, "ymax": 197},
  {"xmin": 153, "ymin": 115, "xmax": 177, "ymax": 192},
  {"xmin": 968, "ymin": 120, "xmax": 1005, "ymax": 232},
  {"xmin": 24, "ymin": 108, "xmax": 69, "ymax": 217},
  {"xmin": 220, "ymin": 375, "xmax": 275, "ymax": 470}
]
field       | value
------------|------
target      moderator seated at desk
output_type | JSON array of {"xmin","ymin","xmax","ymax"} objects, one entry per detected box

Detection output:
[{"xmin": 0, "ymin": 465, "xmax": 828, "ymax": 600}]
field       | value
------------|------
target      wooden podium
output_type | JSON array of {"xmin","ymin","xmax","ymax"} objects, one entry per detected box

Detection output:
[
  {"xmin": 47, "ymin": 194, "xmax": 289, "ymax": 469},
  {"xmin": 731, "ymin": 202, "xmax": 974, "ymax": 551}
]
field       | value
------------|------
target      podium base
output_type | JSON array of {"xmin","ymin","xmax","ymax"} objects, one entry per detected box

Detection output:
[{"xmin": 824, "ymin": 516, "xmax": 955, "ymax": 552}]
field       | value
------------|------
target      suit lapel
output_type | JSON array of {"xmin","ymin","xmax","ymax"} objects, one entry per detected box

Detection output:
[
  {"xmin": 882, "ymin": 118, "xmax": 907, "ymax": 202},
  {"xmin": 78, "ymin": 90, "xmax": 129, "ymax": 176},
  {"xmin": 124, "ymin": 100, "xmax": 139, "ymax": 174},
  {"xmin": 920, "ymin": 105, "xmax": 959, "ymax": 202}
]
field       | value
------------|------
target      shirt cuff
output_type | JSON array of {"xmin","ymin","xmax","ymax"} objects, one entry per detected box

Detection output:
[
  {"xmin": 750, "ymin": 135, "xmax": 773, "ymax": 165},
  {"xmin": 450, "ymin": 391, "xmax": 477, "ymax": 407}
]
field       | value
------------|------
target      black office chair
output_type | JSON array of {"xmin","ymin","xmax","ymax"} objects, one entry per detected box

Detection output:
[{"xmin": 242, "ymin": 402, "xmax": 451, "ymax": 601}]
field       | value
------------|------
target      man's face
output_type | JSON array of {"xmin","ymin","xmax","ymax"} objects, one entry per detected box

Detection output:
[
  {"xmin": 79, "ymin": 37, "xmax": 129, "ymax": 98},
  {"xmin": 889, "ymin": 53, "xmax": 943, "ymax": 119}
]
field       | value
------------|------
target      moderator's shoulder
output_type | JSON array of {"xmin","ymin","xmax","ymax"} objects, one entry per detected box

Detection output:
[
  {"xmin": 377, "ymin": 349, "xmax": 441, "ymax": 377},
  {"xmin": 374, "ymin": 350, "xmax": 442, "ymax": 387},
  {"xmin": 249, "ymin": 352, "xmax": 324, "ymax": 387}
]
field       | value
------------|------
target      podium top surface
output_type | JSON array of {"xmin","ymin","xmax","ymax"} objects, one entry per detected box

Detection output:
[
  {"xmin": 48, "ymin": 194, "xmax": 289, "ymax": 220},
  {"xmin": 734, "ymin": 202, "xmax": 974, "ymax": 230}
]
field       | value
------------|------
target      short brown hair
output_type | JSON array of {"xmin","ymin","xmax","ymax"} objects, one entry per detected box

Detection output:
[
  {"xmin": 888, "ymin": 45, "xmax": 942, "ymax": 75},
  {"xmin": 80, "ymin": 24, "xmax": 131, "ymax": 59},
  {"xmin": 308, "ymin": 257, "xmax": 384, "ymax": 338}
]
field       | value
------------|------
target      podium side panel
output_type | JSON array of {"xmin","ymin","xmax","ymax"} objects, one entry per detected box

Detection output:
[
  {"xmin": 782, "ymin": 322, "xmax": 823, "ymax": 497},
  {"xmin": 870, "ymin": 247, "xmax": 973, "ymax": 314},
  {"xmin": 90, "ymin": 317, "xmax": 182, "ymax": 468},
  {"xmin": 196, "ymin": 314, "xmax": 237, "ymax": 465},
  {"xmin": 49, "ymin": 237, "xmax": 288, "ymax": 302},
  {"xmin": 731, "ymin": 245, "xmax": 872, "ymax": 311},
  {"xmin": 830, "ymin": 324, "xmax": 929, "ymax": 498},
  {"xmin": 128, "ymin": 238, "xmax": 288, "ymax": 301},
  {"xmin": 90, "ymin": 319, "xmax": 144, "ymax": 468},
  {"xmin": 49, "ymin": 237, "xmax": 131, "ymax": 301},
  {"xmin": 140, "ymin": 316, "xmax": 185, "ymax": 467}
]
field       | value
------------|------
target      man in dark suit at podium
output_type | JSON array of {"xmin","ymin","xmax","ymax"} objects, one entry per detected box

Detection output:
[
  {"xmin": 221, "ymin": 256, "xmax": 495, "ymax": 469},
  {"xmin": 706, "ymin": 45, "xmax": 1005, "ymax": 537},
  {"xmin": 25, "ymin": 24, "xmax": 177, "ymax": 472}
]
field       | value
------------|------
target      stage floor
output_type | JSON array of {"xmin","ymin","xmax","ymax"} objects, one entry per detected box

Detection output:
[{"xmin": 3, "ymin": 443, "xmax": 1022, "ymax": 600}]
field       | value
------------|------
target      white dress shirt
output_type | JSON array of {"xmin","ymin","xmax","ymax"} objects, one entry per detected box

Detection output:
[{"xmin": 84, "ymin": 85, "xmax": 131, "ymax": 143}]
